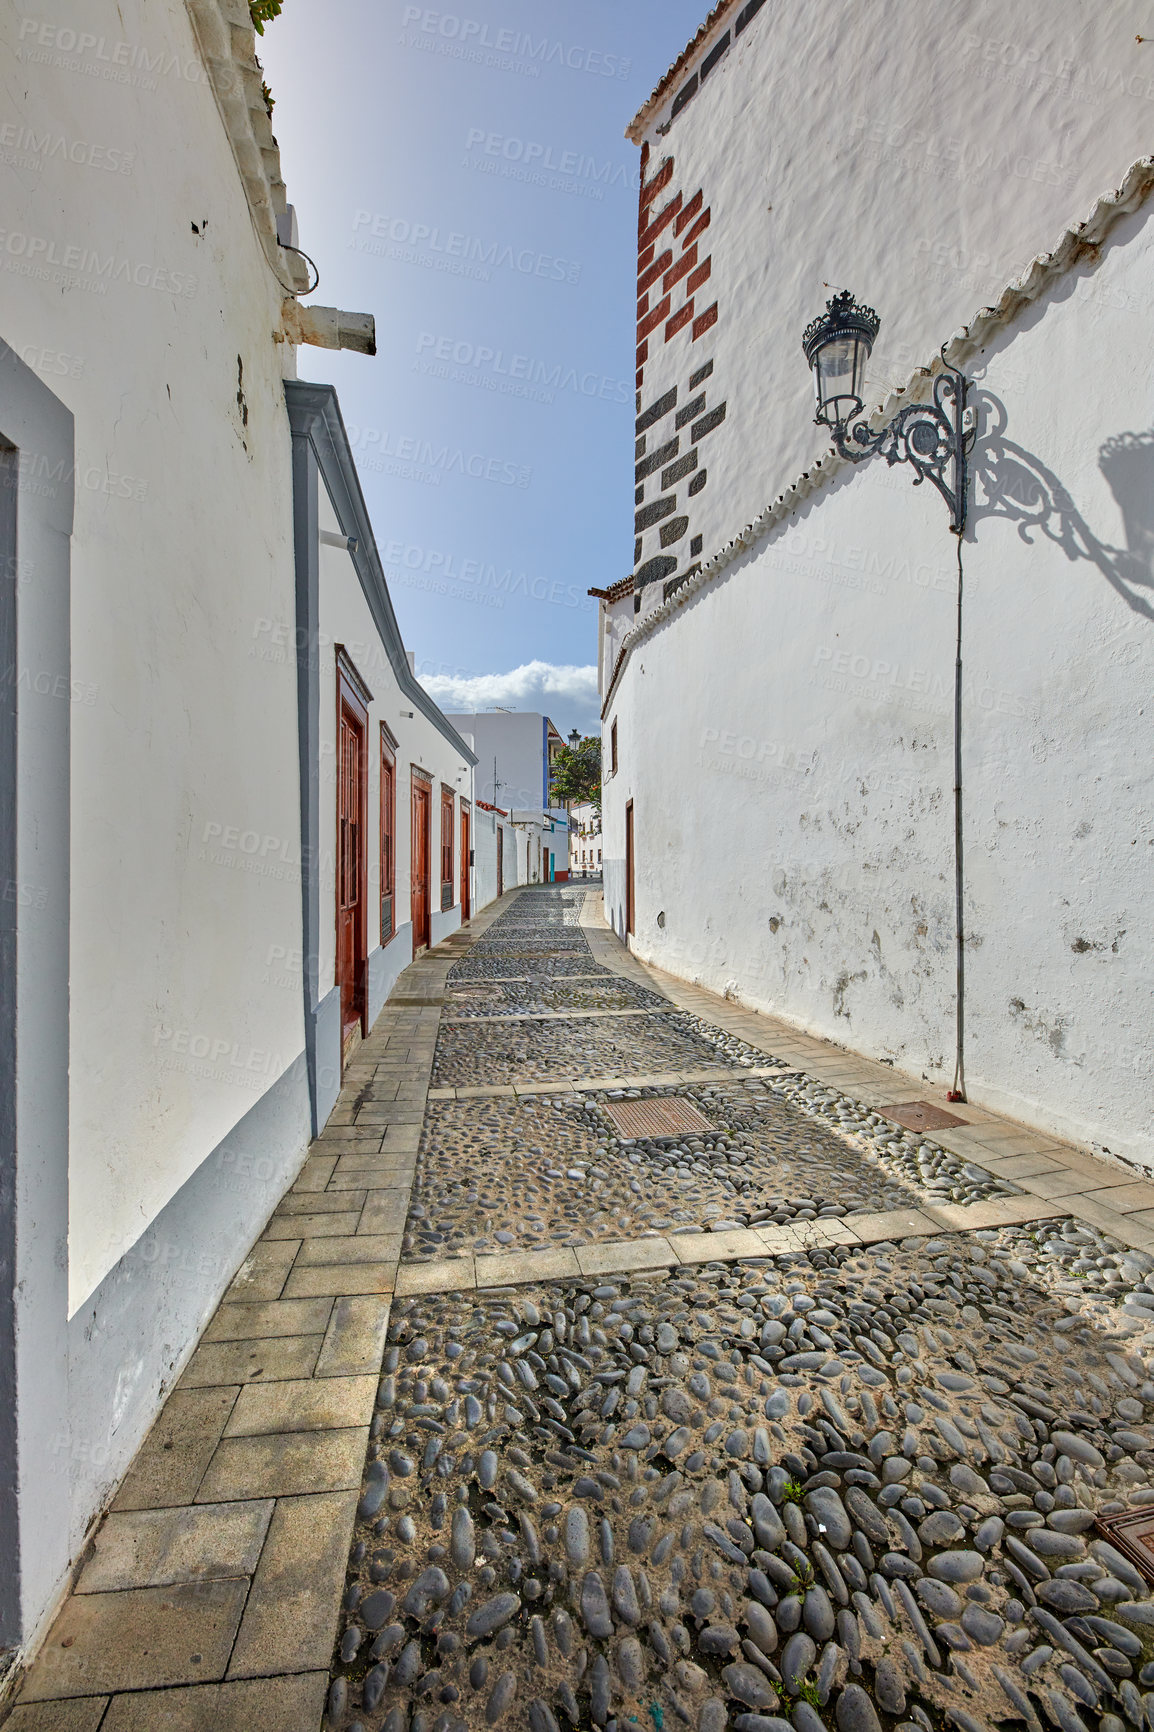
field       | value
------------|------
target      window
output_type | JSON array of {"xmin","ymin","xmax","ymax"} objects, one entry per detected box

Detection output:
[
  {"xmin": 380, "ymin": 724, "xmax": 396, "ymax": 941},
  {"xmin": 440, "ymin": 786, "xmax": 454, "ymax": 910},
  {"xmin": 611, "ymin": 718, "xmax": 618, "ymax": 775}
]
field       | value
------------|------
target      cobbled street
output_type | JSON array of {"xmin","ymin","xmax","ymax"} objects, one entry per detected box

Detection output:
[{"xmin": 323, "ymin": 888, "xmax": 1154, "ymax": 1732}]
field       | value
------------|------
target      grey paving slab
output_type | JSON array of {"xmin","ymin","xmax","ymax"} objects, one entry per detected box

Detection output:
[
  {"xmin": 224, "ymin": 1238, "xmax": 297, "ymax": 1301},
  {"xmin": 178, "ymin": 1333, "xmax": 322, "ymax": 1388},
  {"xmin": 99, "ymin": 1672, "xmax": 330, "ymax": 1732},
  {"xmin": 261, "ymin": 1209, "xmax": 361, "ymax": 1239},
  {"xmin": 195, "ymin": 1426, "xmax": 370, "ymax": 1502},
  {"xmin": 2, "ymin": 1699, "xmax": 109, "ymax": 1731},
  {"xmin": 202, "ymin": 1297, "xmax": 334, "ymax": 1342},
  {"xmin": 76, "ymin": 1500, "xmax": 272, "ymax": 1593},
  {"xmin": 111, "ymin": 1387, "xmax": 238, "ymax": 1512},
  {"xmin": 223, "ymin": 1375, "xmax": 376, "ymax": 1438},
  {"xmin": 315, "ymin": 1295, "xmax": 392, "ymax": 1377},
  {"xmin": 16, "ymin": 1580, "xmax": 248, "ymax": 1699},
  {"xmin": 227, "ymin": 1491, "xmax": 359, "ymax": 1678},
  {"xmin": 282, "ymin": 1262, "xmax": 397, "ymax": 1299},
  {"xmin": 295, "ymin": 1234, "xmax": 403, "ymax": 1266}
]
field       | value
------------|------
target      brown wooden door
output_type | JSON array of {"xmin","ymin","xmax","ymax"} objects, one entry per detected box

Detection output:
[
  {"xmin": 460, "ymin": 806, "xmax": 471, "ymax": 919},
  {"xmin": 625, "ymin": 799, "xmax": 635, "ymax": 938},
  {"xmin": 411, "ymin": 777, "xmax": 431, "ymax": 954},
  {"xmin": 496, "ymin": 824, "xmax": 503, "ymax": 897},
  {"xmin": 337, "ymin": 677, "xmax": 368, "ymax": 1060}
]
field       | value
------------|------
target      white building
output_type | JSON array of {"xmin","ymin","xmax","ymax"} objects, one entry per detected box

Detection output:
[
  {"xmin": 0, "ymin": 0, "xmax": 513, "ymax": 1661},
  {"xmin": 600, "ymin": 0, "xmax": 1154, "ymax": 1168},
  {"xmin": 448, "ymin": 708, "xmax": 575, "ymax": 879},
  {"xmin": 569, "ymin": 801, "xmax": 603, "ymax": 877}
]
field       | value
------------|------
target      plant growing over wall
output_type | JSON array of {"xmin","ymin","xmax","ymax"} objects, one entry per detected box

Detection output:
[
  {"xmin": 250, "ymin": 0, "xmax": 283, "ymax": 33},
  {"xmin": 549, "ymin": 736, "xmax": 601, "ymax": 812}
]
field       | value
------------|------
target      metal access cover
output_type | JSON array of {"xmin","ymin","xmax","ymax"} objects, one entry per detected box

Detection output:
[
  {"xmin": 1095, "ymin": 1508, "xmax": 1154, "ymax": 1586},
  {"xmin": 603, "ymin": 1098, "xmax": 713, "ymax": 1139},
  {"xmin": 878, "ymin": 1100, "xmax": 968, "ymax": 1133}
]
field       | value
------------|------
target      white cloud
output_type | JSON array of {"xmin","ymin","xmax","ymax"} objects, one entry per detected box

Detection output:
[{"xmin": 419, "ymin": 660, "xmax": 600, "ymax": 732}]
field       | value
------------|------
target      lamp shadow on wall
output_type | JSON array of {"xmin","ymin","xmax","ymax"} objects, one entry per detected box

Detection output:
[{"xmin": 967, "ymin": 390, "xmax": 1154, "ymax": 622}]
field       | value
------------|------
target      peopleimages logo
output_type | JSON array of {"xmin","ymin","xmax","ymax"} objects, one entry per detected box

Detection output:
[
  {"xmin": 399, "ymin": 8, "xmax": 631, "ymax": 78},
  {"xmin": 414, "ymin": 333, "xmax": 631, "ymax": 406},
  {"xmin": 351, "ymin": 212, "xmax": 581, "ymax": 285},
  {"xmin": 463, "ymin": 129, "xmax": 638, "ymax": 197}
]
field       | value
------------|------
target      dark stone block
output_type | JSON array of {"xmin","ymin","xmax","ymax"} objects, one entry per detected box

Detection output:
[
  {"xmin": 663, "ymin": 562, "xmax": 701, "ymax": 602},
  {"xmin": 662, "ymin": 450, "xmax": 698, "ymax": 489},
  {"xmin": 636, "ymin": 437, "xmax": 679, "ymax": 482},
  {"xmin": 736, "ymin": 0, "xmax": 765, "ymax": 34},
  {"xmin": 688, "ymin": 469, "xmax": 708, "ymax": 496},
  {"xmin": 635, "ymin": 485, "xmax": 644, "ymax": 505},
  {"xmin": 636, "ymin": 554, "xmax": 677, "ymax": 588},
  {"xmin": 675, "ymin": 394, "xmax": 706, "ymax": 430},
  {"xmin": 671, "ymin": 71, "xmax": 698, "ymax": 118},
  {"xmin": 634, "ymin": 537, "xmax": 642, "ymax": 564},
  {"xmin": 635, "ymin": 496, "xmax": 676, "ymax": 532},
  {"xmin": 700, "ymin": 30, "xmax": 730, "ymax": 80},
  {"xmin": 635, "ymin": 435, "xmax": 646, "ymax": 458},
  {"xmin": 692, "ymin": 403, "xmax": 727, "ymax": 442},
  {"xmin": 636, "ymin": 388, "xmax": 676, "ymax": 435},
  {"xmin": 690, "ymin": 535, "xmax": 703, "ymax": 556},
  {"xmin": 689, "ymin": 359, "xmax": 714, "ymax": 389},
  {"xmin": 660, "ymin": 516, "xmax": 689, "ymax": 548}
]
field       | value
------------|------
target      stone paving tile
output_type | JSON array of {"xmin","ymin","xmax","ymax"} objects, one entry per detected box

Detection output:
[
  {"xmin": 98, "ymin": 1673, "xmax": 330, "ymax": 1732},
  {"xmin": 261, "ymin": 1209, "xmax": 362, "ymax": 1238},
  {"xmin": 576, "ymin": 1235, "xmax": 679, "ymax": 1275},
  {"xmin": 76, "ymin": 1500, "xmax": 272, "ymax": 1593},
  {"xmin": 18, "ymin": 1580, "xmax": 249, "ymax": 1699},
  {"xmin": 223, "ymin": 1374, "xmax": 376, "ymax": 1438},
  {"xmin": 178, "ymin": 1333, "xmax": 323, "ymax": 1388},
  {"xmin": 202, "ymin": 1296, "xmax": 333, "ymax": 1342},
  {"xmin": 393, "ymin": 1256, "xmax": 476, "ymax": 1295},
  {"xmin": 275, "ymin": 1188, "xmax": 367, "ymax": 1214},
  {"xmin": 227, "ymin": 1490, "xmax": 359, "ymax": 1678},
  {"xmin": 2, "ymin": 1701, "xmax": 109, "ymax": 1731},
  {"xmin": 224, "ymin": 1238, "xmax": 297, "ymax": 1301},
  {"xmin": 111, "ymin": 1387, "xmax": 238, "ymax": 1512},
  {"xmin": 295, "ymin": 1233, "xmax": 403, "ymax": 1266},
  {"xmin": 473, "ymin": 1245, "xmax": 584, "ymax": 1287},
  {"xmin": 195, "ymin": 1427, "xmax": 370, "ymax": 1502},
  {"xmin": 282, "ymin": 1262, "xmax": 396, "ymax": 1299},
  {"xmin": 315, "ymin": 1295, "xmax": 392, "ymax": 1378}
]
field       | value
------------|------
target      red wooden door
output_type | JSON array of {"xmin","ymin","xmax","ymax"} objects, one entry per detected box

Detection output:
[
  {"xmin": 625, "ymin": 799, "xmax": 635, "ymax": 937},
  {"xmin": 460, "ymin": 805, "xmax": 471, "ymax": 920},
  {"xmin": 411, "ymin": 777, "xmax": 431, "ymax": 954},
  {"xmin": 337, "ymin": 678, "xmax": 368, "ymax": 1059}
]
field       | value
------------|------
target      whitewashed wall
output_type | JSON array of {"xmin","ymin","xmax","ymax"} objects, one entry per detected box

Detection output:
[
  {"xmin": 625, "ymin": 0, "xmax": 1154, "ymax": 606},
  {"xmin": 473, "ymin": 806, "xmax": 521, "ymax": 909},
  {"xmin": 605, "ymin": 198, "xmax": 1154, "ymax": 1168}
]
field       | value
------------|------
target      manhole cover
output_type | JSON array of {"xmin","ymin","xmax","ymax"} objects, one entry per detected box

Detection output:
[
  {"xmin": 603, "ymin": 1098, "xmax": 713, "ymax": 1139},
  {"xmin": 878, "ymin": 1100, "xmax": 968, "ymax": 1133},
  {"xmin": 1095, "ymin": 1508, "xmax": 1154, "ymax": 1585}
]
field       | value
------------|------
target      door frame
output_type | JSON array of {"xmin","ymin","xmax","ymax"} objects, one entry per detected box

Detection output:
[
  {"xmin": 625, "ymin": 799, "xmax": 635, "ymax": 938},
  {"xmin": 411, "ymin": 769, "xmax": 432, "ymax": 957},
  {"xmin": 460, "ymin": 800, "xmax": 471, "ymax": 920},
  {"xmin": 496, "ymin": 821, "xmax": 504, "ymax": 898},
  {"xmin": 379, "ymin": 721, "xmax": 397, "ymax": 945},
  {"xmin": 336, "ymin": 649, "xmax": 371, "ymax": 1062}
]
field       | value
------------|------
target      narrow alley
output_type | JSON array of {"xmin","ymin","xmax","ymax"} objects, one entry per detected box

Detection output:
[{"xmin": 11, "ymin": 888, "xmax": 1154, "ymax": 1731}]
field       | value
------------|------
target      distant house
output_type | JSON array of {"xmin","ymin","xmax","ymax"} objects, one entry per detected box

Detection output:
[
  {"xmin": 0, "ymin": 0, "xmax": 513, "ymax": 1661},
  {"xmin": 447, "ymin": 709, "xmax": 575, "ymax": 880}
]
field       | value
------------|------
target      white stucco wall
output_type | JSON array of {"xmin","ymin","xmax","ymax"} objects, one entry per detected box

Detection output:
[
  {"xmin": 449, "ymin": 710, "xmax": 563, "ymax": 814},
  {"xmin": 605, "ymin": 195, "xmax": 1154, "ymax": 1166},
  {"xmin": 473, "ymin": 807, "xmax": 521, "ymax": 909},
  {"xmin": 0, "ymin": 0, "xmax": 310, "ymax": 1310},
  {"xmin": 627, "ymin": 0, "xmax": 1154, "ymax": 602}
]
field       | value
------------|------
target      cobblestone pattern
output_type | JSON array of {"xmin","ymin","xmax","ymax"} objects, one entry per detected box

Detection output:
[
  {"xmin": 325, "ymin": 1235, "xmax": 1154, "ymax": 1732},
  {"xmin": 444, "ymin": 978, "xmax": 671, "ymax": 1018},
  {"xmin": 430, "ymin": 1012, "xmax": 744, "ymax": 1091}
]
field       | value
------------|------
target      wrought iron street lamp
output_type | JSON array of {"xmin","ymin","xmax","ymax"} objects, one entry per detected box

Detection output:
[
  {"xmin": 568, "ymin": 727, "xmax": 580, "ymax": 747},
  {"xmin": 802, "ymin": 290, "xmax": 973, "ymax": 533}
]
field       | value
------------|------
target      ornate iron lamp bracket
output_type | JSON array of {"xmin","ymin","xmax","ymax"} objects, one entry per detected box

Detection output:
[{"xmin": 830, "ymin": 369, "xmax": 973, "ymax": 534}]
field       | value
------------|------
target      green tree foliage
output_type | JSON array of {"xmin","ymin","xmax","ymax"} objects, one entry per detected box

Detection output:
[
  {"xmin": 249, "ymin": 0, "xmax": 283, "ymax": 34},
  {"xmin": 549, "ymin": 736, "xmax": 601, "ymax": 811}
]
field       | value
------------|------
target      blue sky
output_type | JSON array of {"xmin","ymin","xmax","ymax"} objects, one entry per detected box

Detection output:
[{"xmin": 259, "ymin": 0, "xmax": 707, "ymax": 734}]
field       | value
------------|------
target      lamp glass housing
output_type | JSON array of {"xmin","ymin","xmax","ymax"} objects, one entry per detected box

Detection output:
[{"xmin": 801, "ymin": 291, "xmax": 880, "ymax": 431}]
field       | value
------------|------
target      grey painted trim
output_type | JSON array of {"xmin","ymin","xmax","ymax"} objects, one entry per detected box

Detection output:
[
  {"xmin": 0, "ymin": 339, "xmax": 73, "ymax": 1645},
  {"xmin": 367, "ymin": 925, "xmax": 415, "ymax": 1026},
  {"xmin": 314, "ymin": 984, "xmax": 341, "ymax": 1129},
  {"xmin": 284, "ymin": 382, "xmax": 477, "ymax": 765},
  {"xmin": 288, "ymin": 423, "xmax": 323, "ymax": 1138}
]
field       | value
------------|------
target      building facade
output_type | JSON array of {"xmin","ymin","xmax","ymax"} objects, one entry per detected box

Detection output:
[
  {"xmin": 0, "ymin": 0, "xmax": 507, "ymax": 1662},
  {"xmin": 569, "ymin": 801, "xmax": 603, "ymax": 876},
  {"xmin": 601, "ymin": 0, "xmax": 1154, "ymax": 1168}
]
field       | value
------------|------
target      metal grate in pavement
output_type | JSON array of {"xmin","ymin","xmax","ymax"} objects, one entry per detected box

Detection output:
[
  {"xmin": 602, "ymin": 1097, "xmax": 714, "ymax": 1139},
  {"xmin": 878, "ymin": 1100, "xmax": 968, "ymax": 1132}
]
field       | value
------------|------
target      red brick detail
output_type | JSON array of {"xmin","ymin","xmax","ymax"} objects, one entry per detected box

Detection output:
[
  {"xmin": 638, "ymin": 242, "xmax": 655, "ymax": 273},
  {"xmin": 640, "ymin": 156, "xmax": 673, "ymax": 212},
  {"xmin": 639, "ymin": 248, "xmax": 673, "ymax": 296},
  {"xmin": 636, "ymin": 339, "xmax": 649, "ymax": 368},
  {"xmin": 687, "ymin": 256, "xmax": 712, "ymax": 297},
  {"xmin": 662, "ymin": 244, "xmax": 698, "ymax": 294},
  {"xmin": 681, "ymin": 208, "xmax": 711, "ymax": 250},
  {"xmin": 640, "ymin": 141, "xmax": 650, "ymax": 177},
  {"xmin": 637, "ymin": 291, "xmax": 649, "ymax": 320},
  {"xmin": 636, "ymin": 367, "xmax": 645, "ymax": 390},
  {"xmin": 692, "ymin": 301, "xmax": 718, "ymax": 341},
  {"xmin": 639, "ymin": 192, "xmax": 682, "ymax": 251},
  {"xmin": 674, "ymin": 189, "xmax": 703, "ymax": 237},
  {"xmin": 665, "ymin": 300, "xmax": 695, "ymax": 342},
  {"xmin": 638, "ymin": 295, "xmax": 671, "ymax": 341}
]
